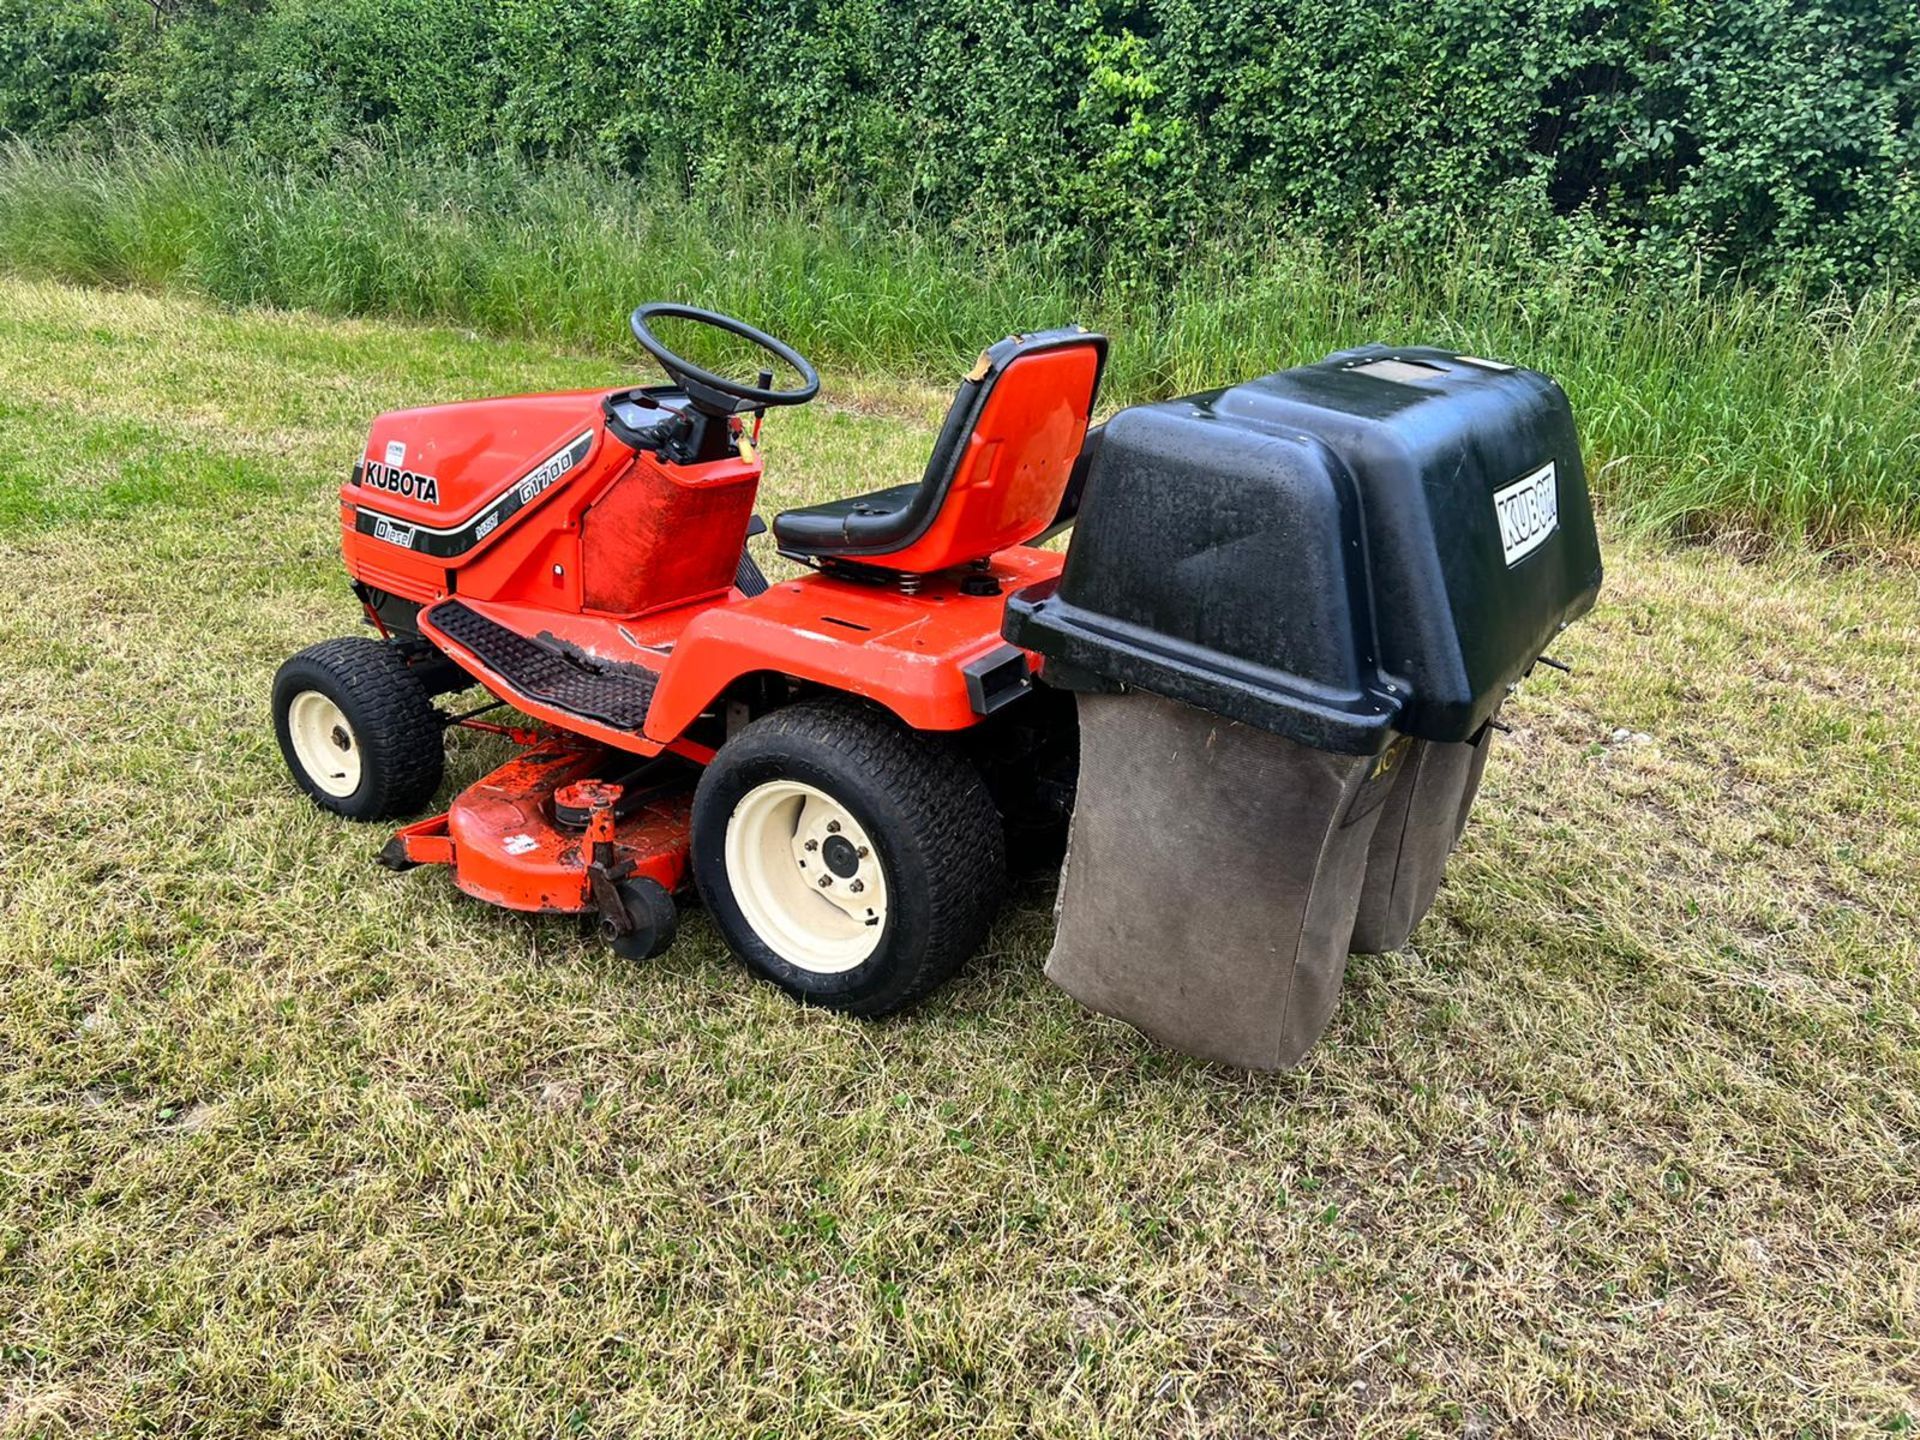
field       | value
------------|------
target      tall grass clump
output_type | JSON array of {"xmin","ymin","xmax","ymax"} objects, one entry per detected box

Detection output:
[{"xmin": 1, "ymin": 139, "xmax": 1914, "ymax": 552}]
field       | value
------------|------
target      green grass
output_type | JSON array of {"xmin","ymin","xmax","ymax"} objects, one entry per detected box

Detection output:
[
  {"xmin": 1, "ymin": 278, "xmax": 1918, "ymax": 1437},
  {"xmin": 1, "ymin": 140, "xmax": 1917, "ymax": 552}
]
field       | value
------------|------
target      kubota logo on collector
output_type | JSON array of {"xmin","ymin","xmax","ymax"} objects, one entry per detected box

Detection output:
[
  {"xmin": 1492, "ymin": 460, "xmax": 1558, "ymax": 567},
  {"xmin": 361, "ymin": 458, "xmax": 441, "ymax": 505}
]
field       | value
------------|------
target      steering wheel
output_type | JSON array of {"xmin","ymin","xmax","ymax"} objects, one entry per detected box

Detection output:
[{"xmin": 629, "ymin": 302, "xmax": 820, "ymax": 417}]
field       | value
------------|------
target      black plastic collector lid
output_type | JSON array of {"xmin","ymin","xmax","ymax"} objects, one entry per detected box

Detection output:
[{"xmin": 1004, "ymin": 346, "xmax": 1603, "ymax": 755}]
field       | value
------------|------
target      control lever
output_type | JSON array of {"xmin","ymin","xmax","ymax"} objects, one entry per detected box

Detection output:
[{"xmin": 751, "ymin": 369, "xmax": 774, "ymax": 445}]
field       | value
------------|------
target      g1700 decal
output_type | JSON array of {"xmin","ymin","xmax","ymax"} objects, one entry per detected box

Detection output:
[{"xmin": 354, "ymin": 430, "xmax": 594, "ymax": 559}]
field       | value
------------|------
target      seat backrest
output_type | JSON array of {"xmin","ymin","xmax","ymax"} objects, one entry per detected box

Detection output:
[{"xmin": 864, "ymin": 329, "xmax": 1106, "ymax": 573}]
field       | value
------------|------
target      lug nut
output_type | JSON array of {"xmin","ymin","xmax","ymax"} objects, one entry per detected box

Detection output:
[
  {"xmin": 826, "ymin": 820, "xmax": 841, "ymax": 834},
  {"xmin": 856, "ymin": 846, "xmax": 869, "ymax": 858},
  {"xmin": 818, "ymin": 875, "xmax": 832, "ymax": 888},
  {"xmin": 849, "ymin": 880, "xmax": 864, "ymax": 894},
  {"xmin": 804, "ymin": 839, "xmax": 819, "ymax": 851}
]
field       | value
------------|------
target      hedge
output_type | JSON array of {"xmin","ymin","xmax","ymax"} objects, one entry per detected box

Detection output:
[{"xmin": 2, "ymin": 0, "xmax": 1915, "ymax": 287}]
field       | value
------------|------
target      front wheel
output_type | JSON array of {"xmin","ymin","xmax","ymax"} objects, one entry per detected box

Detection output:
[
  {"xmin": 273, "ymin": 637, "xmax": 445, "ymax": 821},
  {"xmin": 691, "ymin": 699, "xmax": 1006, "ymax": 1016}
]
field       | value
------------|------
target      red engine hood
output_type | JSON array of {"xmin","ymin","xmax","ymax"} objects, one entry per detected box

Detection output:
[{"xmin": 347, "ymin": 390, "xmax": 612, "ymax": 536}]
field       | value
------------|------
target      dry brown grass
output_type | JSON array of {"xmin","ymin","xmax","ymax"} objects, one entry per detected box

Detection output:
[{"xmin": 0, "ymin": 280, "xmax": 1915, "ymax": 1438}]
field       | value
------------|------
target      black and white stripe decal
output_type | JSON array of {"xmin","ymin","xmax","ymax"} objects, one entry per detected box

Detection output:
[{"xmin": 354, "ymin": 429, "xmax": 596, "ymax": 558}]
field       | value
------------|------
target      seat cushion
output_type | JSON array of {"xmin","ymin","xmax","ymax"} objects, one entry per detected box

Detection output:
[{"xmin": 769, "ymin": 482, "xmax": 922, "ymax": 554}]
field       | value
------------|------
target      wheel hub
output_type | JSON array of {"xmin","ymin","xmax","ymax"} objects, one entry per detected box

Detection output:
[
  {"xmin": 821, "ymin": 834, "xmax": 860, "ymax": 877},
  {"xmin": 287, "ymin": 690, "xmax": 363, "ymax": 798},
  {"xmin": 725, "ymin": 780, "xmax": 888, "ymax": 974}
]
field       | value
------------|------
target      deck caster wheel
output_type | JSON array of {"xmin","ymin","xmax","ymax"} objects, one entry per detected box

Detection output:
[
  {"xmin": 691, "ymin": 699, "xmax": 1006, "ymax": 1017},
  {"xmin": 605, "ymin": 878, "xmax": 679, "ymax": 961},
  {"xmin": 273, "ymin": 637, "xmax": 445, "ymax": 821}
]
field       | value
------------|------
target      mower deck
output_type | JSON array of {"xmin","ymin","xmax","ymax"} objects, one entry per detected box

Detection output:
[{"xmin": 385, "ymin": 737, "xmax": 694, "ymax": 914}]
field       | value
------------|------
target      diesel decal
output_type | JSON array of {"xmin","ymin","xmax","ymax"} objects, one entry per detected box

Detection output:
[
  {"xmin": 372, "ymin": 516, "xmax": 417, "ymax": 548},
  {"xmin": 361, "ymin": 458, "xmax": 441, "ymax": 506},
  {"xmin": 355, "ymin": 429, "xmax": 595, "ymax": 558}
]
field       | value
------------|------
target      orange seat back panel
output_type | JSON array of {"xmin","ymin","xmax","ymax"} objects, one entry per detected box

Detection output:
[{"xmin": 879, "ymin": 343, "xmax": 1102, "ymax": 574}]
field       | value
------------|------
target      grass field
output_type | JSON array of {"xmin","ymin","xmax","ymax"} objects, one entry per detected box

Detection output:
[
  {"xmin": 2, "ymin": 278, "xmax": 1917, "ymax": 1438},
  {"xmin": 3, "ymin": 142, "xmax": 1919, "ymax": 552}
]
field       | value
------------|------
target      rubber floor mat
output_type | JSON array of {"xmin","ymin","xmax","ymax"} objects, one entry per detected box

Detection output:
[{"xmin": 426, "ymin": 600, "xmax": 657, "ymax": 731}]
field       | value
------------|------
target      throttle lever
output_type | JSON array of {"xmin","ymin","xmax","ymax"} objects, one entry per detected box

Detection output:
[{"xmin": 751, "ymin": 368, "xmax": 774, "ymax": 445}]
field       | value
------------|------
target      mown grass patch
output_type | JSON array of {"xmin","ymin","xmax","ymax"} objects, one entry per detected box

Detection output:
[
  {"xmin": 1, "ymin": 141, "xmax": 1916, "ymax": 552},
  {"xmin": 0, "ymin": 280, "xmax": 1916, "ymax": 1437}
]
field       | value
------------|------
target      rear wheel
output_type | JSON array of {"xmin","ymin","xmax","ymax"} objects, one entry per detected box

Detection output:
[
  {"xmin": 691, "ymin": 699, "xmax": 1005, "ymax": 1016},
  {"xmin": 273, "ymin": 637, "xmax": 445, "ymax": 821}
]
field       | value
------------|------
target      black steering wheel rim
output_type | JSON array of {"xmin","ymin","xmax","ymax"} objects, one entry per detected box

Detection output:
[{"xmin": 629, "ymin": 302, "xmax": 820, "ymax": 412}]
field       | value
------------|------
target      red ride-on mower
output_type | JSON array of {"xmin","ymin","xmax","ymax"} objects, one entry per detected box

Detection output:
[
  {"xmin": 274, "ymin": 304, "xmax": 1104, "ymax": 1015},
  {"xmin": 277, "ymin": 302, "xmax": 1603, "ymax": 1065}
]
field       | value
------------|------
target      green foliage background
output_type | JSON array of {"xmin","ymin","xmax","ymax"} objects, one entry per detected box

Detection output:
[{"xmin": 3, "ymin": 0, "xmax": 1915, "ymax": 288}]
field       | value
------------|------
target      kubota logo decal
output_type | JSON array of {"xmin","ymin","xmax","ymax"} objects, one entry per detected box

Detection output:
[
  {"xmin": 361, "ymin": 458, "xmax": 441, "ymax": 506},
  {"xmin": 1493, "ymin": 461, "xmax": 1559, "ymax": 567},
  {"xmin": 354, "ymin": 429, "xmax": 595, "ymax": 558}
]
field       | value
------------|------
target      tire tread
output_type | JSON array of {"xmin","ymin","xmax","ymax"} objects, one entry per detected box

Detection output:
[
  {"xmin": 695, "ymin": 698, "xmax": 1005, "ymax": 1016},
  {"xmin": 274, "ymin": 636, "xmax": 445, "ymax": 820}
]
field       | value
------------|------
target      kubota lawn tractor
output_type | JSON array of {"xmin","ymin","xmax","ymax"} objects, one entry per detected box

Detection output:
[{"xmin": 275, "ymin": 303, "xmax": 1601, "ymax": 1067}]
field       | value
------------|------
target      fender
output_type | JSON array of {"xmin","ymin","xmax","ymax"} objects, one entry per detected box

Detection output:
[{"xmin": 643, "ymin": 548, "xmax": 1065, "ymax": 741}]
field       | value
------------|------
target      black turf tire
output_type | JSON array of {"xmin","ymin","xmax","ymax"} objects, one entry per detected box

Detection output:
[
  {"xmin": 691, "ymin": 699, "xmax": 1006, "ymax": 1017},
  {"xmin": 272, "ymin": 637, "xmax": 445, "ymax": 821}
]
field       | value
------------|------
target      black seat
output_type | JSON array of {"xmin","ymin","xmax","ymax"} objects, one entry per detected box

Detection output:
[{"xmin": 772, "ymin": 327, "xmax": 1107, "ymax": 569}]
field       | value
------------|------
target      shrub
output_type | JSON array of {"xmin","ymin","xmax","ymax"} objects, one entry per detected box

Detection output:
[{"xmin": 0, "ymin": 0, "xmax": 117, "ymax": 138}]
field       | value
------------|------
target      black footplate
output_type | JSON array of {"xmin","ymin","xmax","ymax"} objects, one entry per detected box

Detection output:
[{"xmin": 425, "ymin": 600, "xmax": 658, "ymax": 731}]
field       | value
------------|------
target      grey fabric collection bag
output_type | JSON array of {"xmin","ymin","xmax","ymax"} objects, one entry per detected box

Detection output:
[
  {"xmin": 1348, "ymin": 726, "xmax": 1494, "ymax": 955},
  {"xmin": 1044, "ymin": 692, "xmax": 1398, "ymax": 1070}
]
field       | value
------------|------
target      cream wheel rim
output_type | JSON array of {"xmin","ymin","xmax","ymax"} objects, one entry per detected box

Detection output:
[
  {"xmin": 287, "ymin": 690, "xmax": 362, "ymax": 798},
  {"xmin": 724, "ymin": 779, "xmax": 888, "ymax": 974}
]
